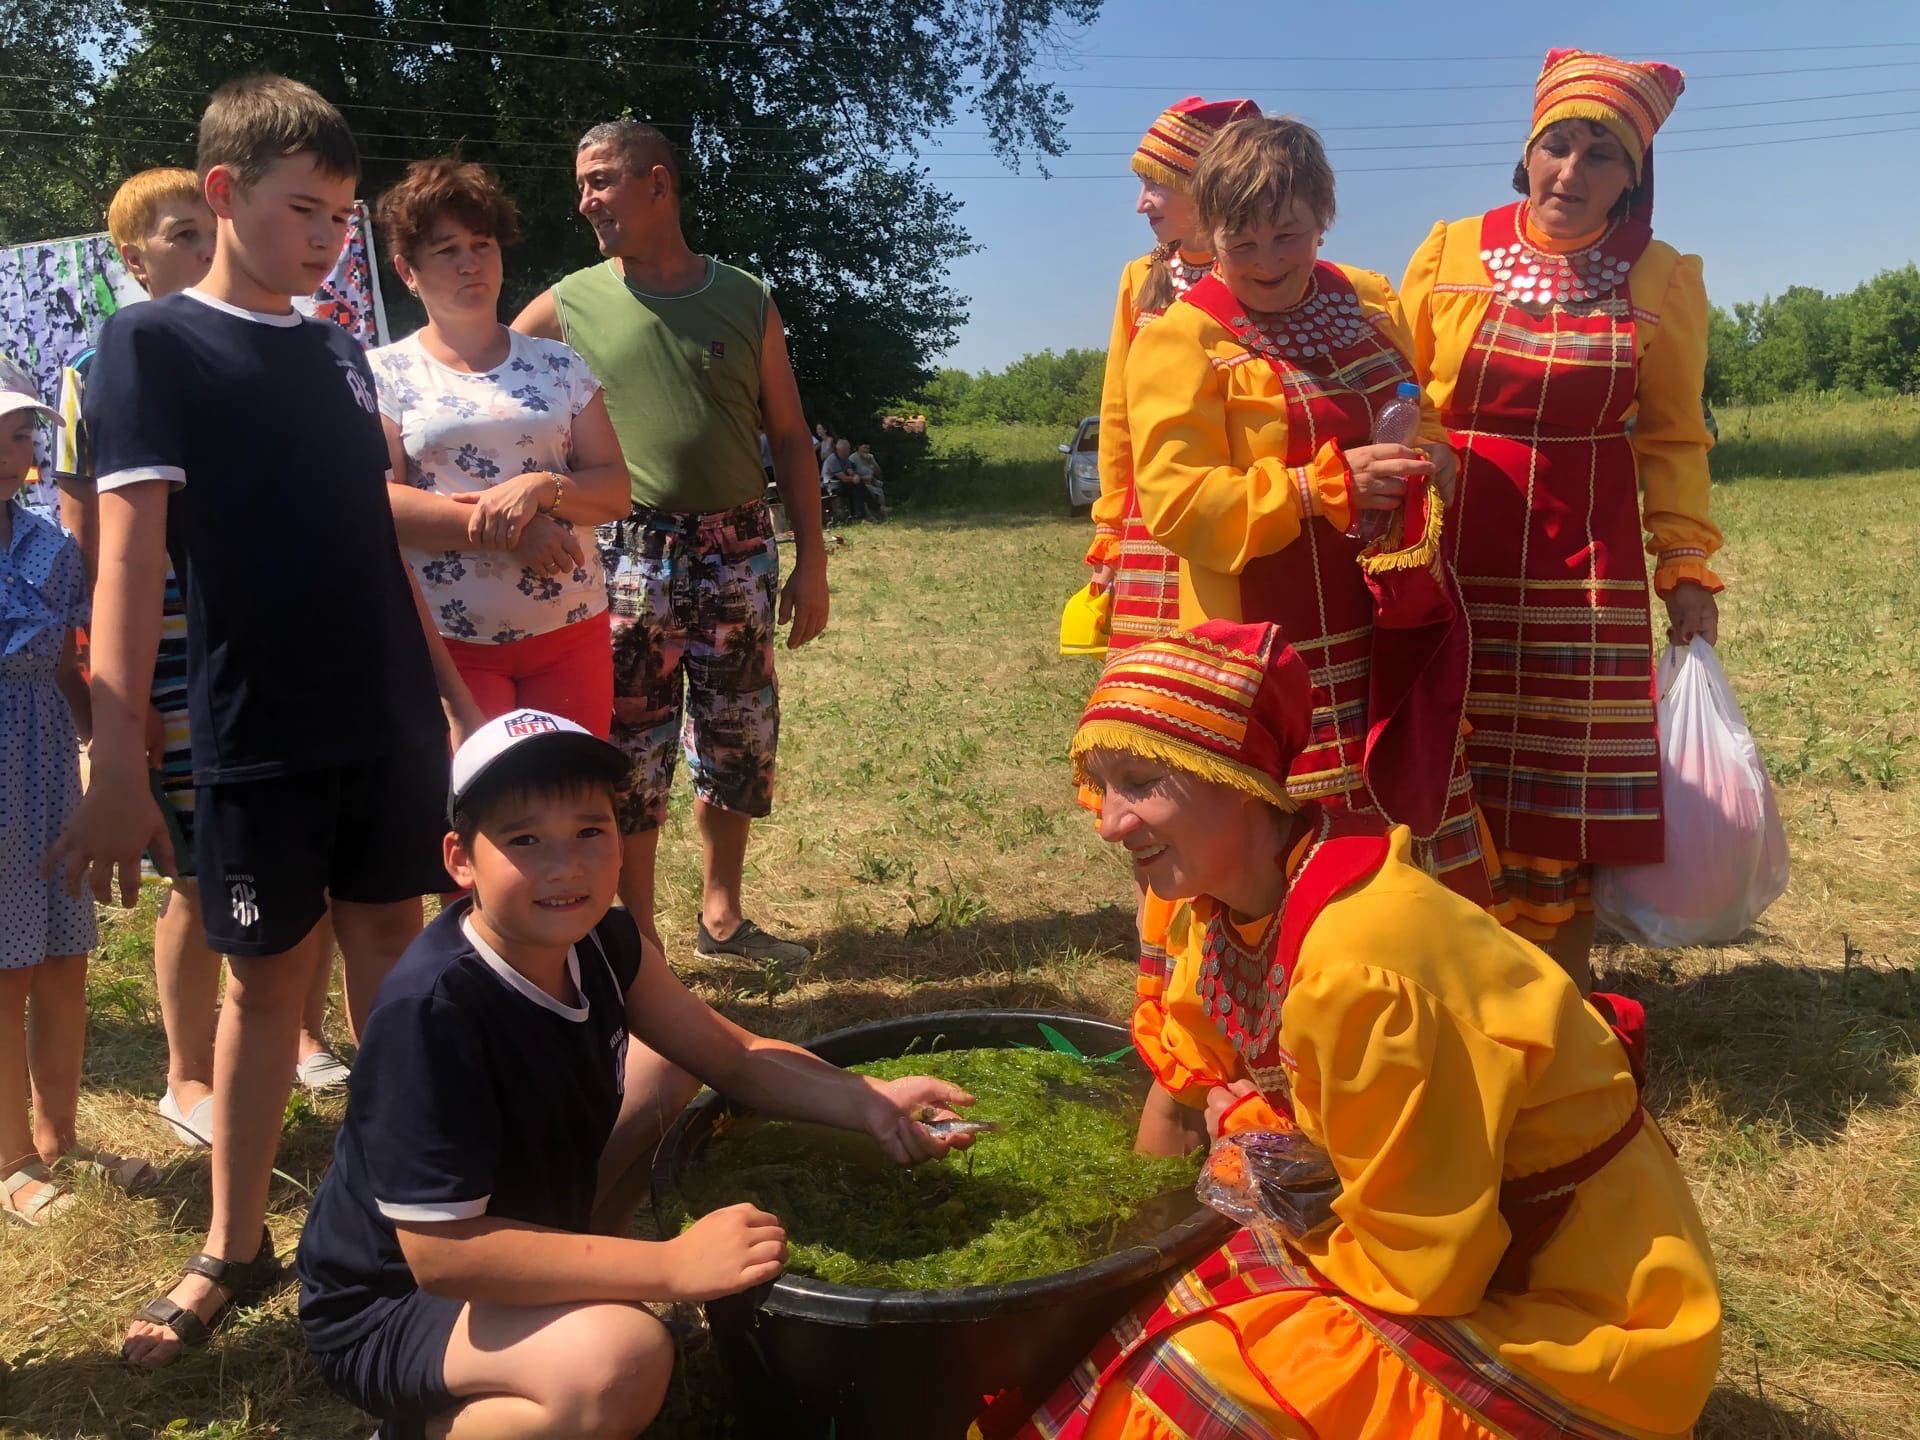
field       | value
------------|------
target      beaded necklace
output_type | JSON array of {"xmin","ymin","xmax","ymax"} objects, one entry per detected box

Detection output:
[
  {"xmin": 1481, "ymin": 206, "xmax": 1633, "ymax": 307},
  {"xmin": 1165, "ymin": 253, "xmax": 1211, "ymax": 299},
  {"xmin": 1197, "ymin": 810, "xmax": 1334, "ymax": 1062},
  {"xmin": 1227, "ymin": 273, "xmax": 1372, "ymax": 364}
]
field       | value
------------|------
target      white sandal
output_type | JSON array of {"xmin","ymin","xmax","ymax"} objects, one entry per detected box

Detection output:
[
  {"xmin": 159, "ymin": 1088, "xmax": 214, "ymax": 1148},
  {"xmin": 2, "ymin": 1162, "xmax": 75, "ymax": 1226},
  {"xmin": 295, "ymin": 1048, "xmax": 353, "ymax": 1092}
]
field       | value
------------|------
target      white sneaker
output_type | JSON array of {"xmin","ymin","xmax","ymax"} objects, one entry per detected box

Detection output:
[
  {"xmin": 158, "ymin": 1088, "xmax": 213, "ymax": 1148},
  {"xmin": 295, "ymin": 1048, "xmax": 353, "ymax": 1092}
]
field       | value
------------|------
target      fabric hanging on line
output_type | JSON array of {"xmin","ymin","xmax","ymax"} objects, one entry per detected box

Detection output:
[
  {"xmin": 293, "ymin": 201, "xmax": 390, "ymax": 349},
  {"xmin": 0, "ymin": 201, "xmax": 388, "ymax": 517}
]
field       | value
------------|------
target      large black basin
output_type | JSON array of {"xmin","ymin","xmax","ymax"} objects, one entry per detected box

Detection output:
[{"xmin": 651, "ymin": 1009, "xmax": 1230, "ymax": 1439}]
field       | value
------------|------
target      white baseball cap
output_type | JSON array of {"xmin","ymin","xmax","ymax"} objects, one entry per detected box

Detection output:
[
  {"xmin": 448, "ymin": 709, "xmax": 627, "ymax": 823},
  {"xmin": 0, "ymin": 355, "xmax": 61, "ymax": 428}
]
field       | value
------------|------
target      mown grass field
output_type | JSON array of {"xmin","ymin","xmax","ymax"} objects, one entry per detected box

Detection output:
[{"xmin": 3, "ymin": 397, "xmax": 1917, "ymax": 1438}]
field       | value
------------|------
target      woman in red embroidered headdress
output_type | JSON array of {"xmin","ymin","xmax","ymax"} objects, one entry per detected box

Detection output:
[
  {"xmin": 1397, "ymin": 51, "xmax": 1723, "ymax": 985},
  {"xmin": 1124, "ymin": 116, "xmax": 1495, "ymax": 906},
  {"xmin": 979, "ymin": 620, "xmax": 1720, "ymax": 1440},
  {"xmin": 1086, "ymin": 95, "xmax": 1259, "ymax": 651}
]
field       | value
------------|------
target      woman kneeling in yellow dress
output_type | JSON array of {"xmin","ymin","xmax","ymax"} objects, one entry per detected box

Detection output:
[{"xmin": 994, "ymin": 620, "xmax": 1720, "ymax": 1440}]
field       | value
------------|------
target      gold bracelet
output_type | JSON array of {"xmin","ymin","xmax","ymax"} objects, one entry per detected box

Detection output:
[{"xmin": 547, "ymin": 471, "xmax": 566, "ymax": 514}]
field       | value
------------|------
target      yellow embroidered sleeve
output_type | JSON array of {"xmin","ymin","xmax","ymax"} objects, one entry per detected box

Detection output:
[
  {"xmin": 1395, "ymin": 222, "xmax": 1455, "ymax": 438},
  {"xmin": 1634, "ymin": 252, "xmax": 1725, "ymax": 594},
  {"xmin": 1130, "ymin": 901, "xmax": 1240, "ymax": 1106},
  {"xmin": 1126, "ymin": 307, "xmax": 1351, "ymax": 575},
  {"xmin": 1087, "ymin": 262, "xmax": 1142, "ymax": 566}
]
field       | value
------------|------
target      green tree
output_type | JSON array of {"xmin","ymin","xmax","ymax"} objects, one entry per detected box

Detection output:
[
  {"xmin": 0, "ymin": 0, "xmax": 1101, "ymax": 431},
  {"xmin": 1707, "ymin": 267, "xmax": 1920, "ymax": 402},
  {"xmin": 923, "ymin": 346, "xmax": 1106, "ymax": 426},
  {"xmin": 1836, "ymin": 264, "xmax": 1920, "ymax": 395}
]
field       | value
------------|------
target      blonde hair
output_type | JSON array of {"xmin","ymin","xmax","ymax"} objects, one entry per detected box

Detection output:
[
  {"xmin": 106, "ymin": 168, "xmax": 205, "ymax": 251},
  {"xmin": 1191, "ymin": 116, "xmax": 1336, "ymax": 242},
  {"xmin": 198, "ymin": 73, "xmax": 357, "ymax": 187}
]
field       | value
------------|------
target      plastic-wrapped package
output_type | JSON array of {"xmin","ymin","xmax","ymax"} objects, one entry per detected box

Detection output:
[
  {"xmin": 1197, "ymin": 1129, "xmax": 1342, "ymax": 1239},
  {"xmin": 1594, "ymin": 639, "xmax": 1790, "ymax": 947}
]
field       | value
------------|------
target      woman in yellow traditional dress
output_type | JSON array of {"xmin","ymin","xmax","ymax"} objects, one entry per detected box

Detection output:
[
  {"xmin": 1397, "ymin": 51, "xmax": 1723, "ymax": 984},
  {"xmin": 1125, "ymin": 116, "xmax": 1494, "ymax": 906},
  {"xmin": 987, "ymin": 619, "xmax": 1720, "ymax": 1440},
  {"xmin": 1086, "ymin": 95, "xmax": 1259, "ymax": 651}
]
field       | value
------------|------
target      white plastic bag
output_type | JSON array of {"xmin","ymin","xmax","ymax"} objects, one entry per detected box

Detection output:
[{"xmin": 1594, "ymin": 638, "xmax": 1790, "ymax": 948}]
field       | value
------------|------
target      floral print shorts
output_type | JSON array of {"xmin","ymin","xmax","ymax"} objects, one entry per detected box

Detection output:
[{"xmin": 600, "ymin": 500, "xmax": 780, "ymax": 833}]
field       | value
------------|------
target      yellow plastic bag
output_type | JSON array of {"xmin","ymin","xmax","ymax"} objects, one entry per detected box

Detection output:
[{"xmin": 1058, "ymin": 582, "xmax": 1112, "ymax": 657}]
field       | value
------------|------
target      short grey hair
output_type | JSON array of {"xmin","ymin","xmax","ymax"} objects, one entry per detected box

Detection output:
[{"xmin": 576, "ymin": 119, "xmax": 680, "ymax": 198}]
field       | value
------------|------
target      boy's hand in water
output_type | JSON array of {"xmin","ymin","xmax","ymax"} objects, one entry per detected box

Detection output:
[
  {"xmin": 867, "ymin": 1075, "xmax": 978, "ymax": 1166},
  {"xmin": 662, "ymin": 1202, "xmax": 787, "ymax": 1300}
]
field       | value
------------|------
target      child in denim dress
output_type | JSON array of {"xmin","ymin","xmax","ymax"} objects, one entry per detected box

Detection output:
[{"xmin": 0, "ymin": 356, "xmax": 140, "ymax": 1224}]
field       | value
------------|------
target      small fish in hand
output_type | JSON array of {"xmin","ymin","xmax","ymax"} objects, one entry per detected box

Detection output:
[{"xmin": 913, "ymin": 1105, "xmax": 1002, "ymax": 1139}]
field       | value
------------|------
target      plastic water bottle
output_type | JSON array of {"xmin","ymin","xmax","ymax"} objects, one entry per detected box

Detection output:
[{"xmin": 1356, "ymin": 381, "xmax": 1423, "ymax": 545}]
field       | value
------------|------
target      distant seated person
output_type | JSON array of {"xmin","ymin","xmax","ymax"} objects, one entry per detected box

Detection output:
[
  {"xmin": 850, "ymin": 441, "xmax": 888, "ymax": 519},
  {"xmin": 296, "ymin": 710, "xmax": 977, "ymax": 1440},
  {"xmin": 822, "ymin": 437, "xmax": 877, "ymax": 522}
]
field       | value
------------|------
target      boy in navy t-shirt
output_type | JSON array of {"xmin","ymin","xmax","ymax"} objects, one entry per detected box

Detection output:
[
  {"xmin": 297, "ymin": 709, "xmax": 975, "ymax": 1437},
  {"xmin": 47, "ymin": 76, "xmax": 482, "ymax": 1367}
]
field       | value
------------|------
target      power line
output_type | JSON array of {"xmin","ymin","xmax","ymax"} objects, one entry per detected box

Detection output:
[
  {"xmin": 131, "ymin": 10, "xmax": 712, "ymax": 71},
  {"xmin": 4, "ymin": 67, "xmax": 1910, "ymax": 138},
  {"xmin": 899, "ymin": 121, "xmax": 1920, "ymax": 178},
  {"xmin": 98, "ymin": 10, "xmax": 1920, "ymax": 91},
  {"xmin": 8, "ymin": 118, "xmax": 1919, "ymax": 182},
  {"xmin": 15, "ymin": 98, "xmax": 1920, "ymax": 165},
  {"xmin": 998, "ymin": 60, "xmax": 1920, "ymax": 92},
  {"xmin": 131, "ymin": 1, "xmax": 1920, "ymax": 66}
]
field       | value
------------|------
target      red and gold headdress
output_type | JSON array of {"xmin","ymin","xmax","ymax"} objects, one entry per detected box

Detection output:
[
  {"xmin": 1070, "ymin": 620, "xmax": 1312, "ymax": 812},
  {"xmin": 1528, "ymin": 48, "xmax": 1681, "ymax": 176},
  {"xmin": 1527, "ymin": 48, "xmax": 1685, "ymax": 181},
  {"xmin": 1132, "ymin": 95, "xmax": 1262, "ymax": 193}
]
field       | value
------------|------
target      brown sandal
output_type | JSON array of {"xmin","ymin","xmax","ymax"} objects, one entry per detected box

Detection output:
[
  {"xmin": 57, "ymin": 1146, "xmax": 158, "ymax": 1192},
  {"xmin": 124, "ymin": 1225, "xmax": 279, "ymax": 1361}
]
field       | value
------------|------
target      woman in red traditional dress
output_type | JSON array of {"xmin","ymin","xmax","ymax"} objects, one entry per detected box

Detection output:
[
  {"xmin": 1397, "ymin": 51, "xmax": 1723, "ymax": 987},
  {"xmin": 1086, "ymin": 96, "xmax": 1260, "ymax": 651},
  {"xmin": 1124, "ymin": 115, "xmax": 1495, "ymax": 908}
]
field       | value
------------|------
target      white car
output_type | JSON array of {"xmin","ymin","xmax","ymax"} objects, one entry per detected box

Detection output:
[{"xmin": 1058, "ymin": 416, "xmax": 1101, "ymax": 510}]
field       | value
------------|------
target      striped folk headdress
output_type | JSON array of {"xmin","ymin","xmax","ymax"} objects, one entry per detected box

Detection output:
[
  {"xmin": 1132, "ymin": 96, "xmax": 1262, "ymax": 192},
  {"xmin": 1071, "ymin": 621, "xmax": 1314, "ymax": 813},
  {"xmin": 1527, "ymin": 48, "xmax": 1685, "ymax": 178}
]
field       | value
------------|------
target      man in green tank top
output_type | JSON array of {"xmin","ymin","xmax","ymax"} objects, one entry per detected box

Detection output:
[{"xmin": 516, "ymin": 127, "xmax": 826, "ymax": 1204}]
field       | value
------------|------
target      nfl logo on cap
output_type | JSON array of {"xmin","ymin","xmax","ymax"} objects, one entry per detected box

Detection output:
[{"xmin": 448, "ymin": 709, "xmax": 626, "ymax": 822}]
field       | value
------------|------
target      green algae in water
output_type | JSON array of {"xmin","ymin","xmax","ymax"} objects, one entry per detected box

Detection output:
[{"xmin": 661, "ymin": 1047, "xmax": 1203, "ymax": 1290}]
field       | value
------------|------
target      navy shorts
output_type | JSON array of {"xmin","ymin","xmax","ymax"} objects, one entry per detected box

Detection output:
[
  {"xmin": 195, "ymin": 739, "xmax": 452, "ymax": 957},
  {"xmin": 311, "ymin": 1288, "xmax": 463, "ymax": 1440}
]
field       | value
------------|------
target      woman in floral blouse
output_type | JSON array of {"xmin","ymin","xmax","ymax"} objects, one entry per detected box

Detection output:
[{"xmin": 372, "ymin": 158, "xmax": 630, "ymax": 734}]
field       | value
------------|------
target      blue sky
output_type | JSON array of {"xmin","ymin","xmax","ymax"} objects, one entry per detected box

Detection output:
[{"xmin": 932, "ymin": 0, "xmax": 1920, "ymax": 371}]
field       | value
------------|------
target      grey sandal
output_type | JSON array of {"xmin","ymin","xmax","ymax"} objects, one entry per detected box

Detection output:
[{"xmin": 1, "ymin": 1162, "xmax": 74, "ymax": 1227}]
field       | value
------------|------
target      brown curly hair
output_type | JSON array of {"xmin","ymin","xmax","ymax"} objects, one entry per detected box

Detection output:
[
  {"xmin": 1191, "ymin": 116, "xmax": 1336, "ymax": 243},
  {"xmin": 374, "ymin": 156, "xmax": 523, "ymax": 264}
]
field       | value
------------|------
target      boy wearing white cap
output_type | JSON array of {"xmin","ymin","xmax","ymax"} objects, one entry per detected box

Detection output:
[{"xmin": 296, "ymin": 710, "xmax": 977, "ymax": 1438}]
